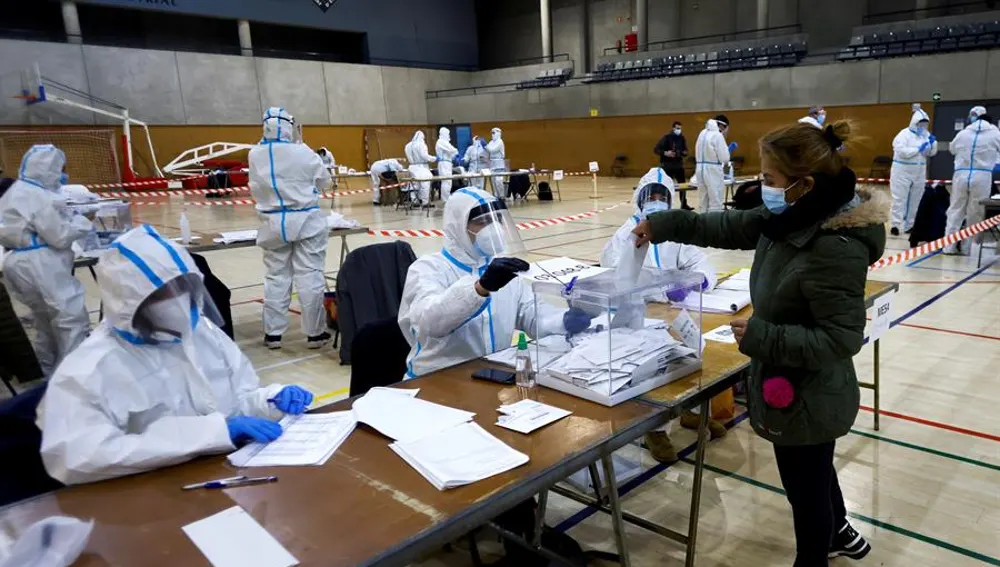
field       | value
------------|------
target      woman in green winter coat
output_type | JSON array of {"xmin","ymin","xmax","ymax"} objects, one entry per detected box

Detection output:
[{"xmin": 634, "ymin": 121, "xmax": 887, "ymax": 567}]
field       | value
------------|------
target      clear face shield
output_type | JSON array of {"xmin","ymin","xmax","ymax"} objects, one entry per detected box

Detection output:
[
  {"xmin": 132, "ymin": 274, "xmax": 224, "ymax": 345},
  {"xmin": 635, "ymin": 183, "xmax": 672, "ymax": 216},
  {"xmin": 466, "ymin": 199, "xmax": 524, "ymax": 258}
]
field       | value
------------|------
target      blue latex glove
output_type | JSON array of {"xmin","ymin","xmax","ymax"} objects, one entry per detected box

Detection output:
[
  {"xmin": 666, "ymin": 288, "xmax": 690, "ymax": 302},
  {"xmin": 994, "ymin": 163, "xmax": 1000, "ymax": 172},
  {"xmin": 928, "ymin": 134, "xmax": 936, "ymax": 144},
  {"xmin": 271, "ymin": 385, "xmax": 313, "ymax": 415},
  {"xmin": 563, "ymin": 307, "xmax": 592, "ymax": 335},
  {"xmin": 727, "ymin": 142, "xmax": 738, "ymax": 153},
  {"xmin": 918, "ymin": 141, "xmax": 930, "ymax": 153},
  {"xmin": 227, "ymin": 416, "xmax": 283, "ymax": 444}
]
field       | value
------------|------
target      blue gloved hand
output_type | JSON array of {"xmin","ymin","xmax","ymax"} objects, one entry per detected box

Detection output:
[
  {"xmin": 227, "ymin": 416, "xmax": 283, "ymax": 444},
  {"xmin": 918, "ymin": 141, "xmax": 930, "ymax": 153},
  {"xmin": 563, "ymin": 307, "xmax": 592, "ymax": 335},
  {"xmin": 479, "ymin": 258, "xmax": 530, "ymax": 292},
  {"xmin": 666, "ymin": 288, "xmax": 690, "ymax": 302},
  {"xmin": 727, "ymin": 142, "xmax": 738, "ymax": 153},
  {"xmin": 928, "ymin": 134, "xmax": 936, "ymax": 144},
  {"xmin": 271, "ymin": 385, "xmax": 313, "ymax": 415}
]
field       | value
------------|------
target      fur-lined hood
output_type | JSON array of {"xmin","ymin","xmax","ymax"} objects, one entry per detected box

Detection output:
[{"xmin": 821, "ymin": 186, "xmax": 889, "ymax": 230}]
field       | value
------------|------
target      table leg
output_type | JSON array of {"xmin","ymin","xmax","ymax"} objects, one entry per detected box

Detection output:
[
  {"xmin": 601, "ymin": 454, "xmax": 631, "ymax": 567},
  {"xmin": 873, "ymin": 338, "xmax": 881, "ymax": 431},
  {"xmin": 556, "ymin": 179, "xmax": 562, "ymax": 201},
  {"xmin": 588, "ymin": 462, "xmax": 606, "ymax": 503},
  {"xmin": 685, "ymin": 399, "xmax": 710, "ymax": 567},
  {"xmin": 339, "ymin": 235, "xmax": 351, "ymax": 269},
  {"xmin": 533, "ymin": 490, "xmax": 548, "ymax": 547}
]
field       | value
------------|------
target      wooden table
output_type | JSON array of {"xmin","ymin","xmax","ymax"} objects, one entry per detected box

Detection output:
[{"xmin": 0, "ymin": 361, "xmax": 665, "ymax": 567}]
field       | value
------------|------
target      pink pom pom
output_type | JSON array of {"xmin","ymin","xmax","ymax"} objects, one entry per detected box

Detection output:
[{"xmin": 763, "ymin": 376, "xmax": 795, "ymax": 409}]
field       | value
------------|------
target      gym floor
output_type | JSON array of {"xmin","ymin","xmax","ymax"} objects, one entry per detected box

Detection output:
[{"xmin": 16, "ymin": 176, "xmax": 1000, "ymax": 566}]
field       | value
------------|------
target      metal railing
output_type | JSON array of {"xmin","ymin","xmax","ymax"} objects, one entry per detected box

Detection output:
[
  {"xmin": 480, "ymin": 53, "xmax": 572, "ymax": 70},
  {"xmin": 602, "ymin": 24, "xmax": 803, "ymax": 55},
  {"xmin": 863, "ymin": 0, "xmax": 994, "ymax": 24}
]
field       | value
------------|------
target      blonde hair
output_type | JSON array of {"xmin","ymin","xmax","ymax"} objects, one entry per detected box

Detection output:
[{"xmin": 758, "ymin": 120, "xmax": 854, "ymax": 179}]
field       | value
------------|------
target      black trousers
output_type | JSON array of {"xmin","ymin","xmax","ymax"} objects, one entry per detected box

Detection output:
[
  {"xmin": 662, "ymin": 164, "xmax": 689, "ymax": 207},
  {"xmin": 773, "ymin": 441, "xmax": 848, "ymax": 567}
]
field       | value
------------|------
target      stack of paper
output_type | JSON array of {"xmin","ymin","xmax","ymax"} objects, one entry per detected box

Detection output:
[
  {"xmin": 389, "ymin": 422, "xmax": 529, "ymax": 490},
  {"xmin": 716, "ymin": 269, "xmax": 751, "ymax": 292},
  {"xmin": 183, "ymin": 506, "xmax": 298, "ymax": 567},
  {"xmin": 352, "ymin": 388, "xmax": 475, "ymax": 443},
  {"xmin": 227, "ymin": 411, "xmax": 357, "ymax": 467},
  {"xmin": 214, "ymin": 229, "xmax": 258, "ymax": 244},
  {"xmin": 485, "ymin": 334, "xmax": 572, "ymax": 369},
  {"xmin": 496, "ymin": 400, "xmax": 572, "ymax": 434},
  {"xmin": 677, "ymin": 288, "xmax": 752, "ymax": 314}
]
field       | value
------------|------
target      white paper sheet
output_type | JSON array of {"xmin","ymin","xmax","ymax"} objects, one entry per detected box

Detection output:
[
  {"xmin": 703, "ymin": 324, "xmax": 737, "ymax": 344},
  {"xmin": 496, "ymin": 400, "xmax": 572, "ymax": 434},
  {"xmin": 716, "ymin": 278, "xmax": 750, "ymax": 292},
  {"xmin": 518, "ymin": 257, "xmax": 609, "ymax": 284},
  {"xmin": 182, "ymin": 506, "xmax": 298, "ymax": 567},
  {"xmin": 352, "ymin": 389, "xmax": 475, "ymax": 443},
  {"xmin": 615, "ymin": 234, "xmax": 647, "ymax": 289},
  {"xmin": 227, "ymin": 412, "xmax": 357, "ymax": 467},
  {"xmin": 389, "ymin": 422, "xmax": 529, "ymax": 490},
  {"xmin": 678, "ymin": 288, "xmax": 751, "ymax": 313},
  {"xmin": 213, "ymin": 229, "xmax": 258, "ymax": 244}
]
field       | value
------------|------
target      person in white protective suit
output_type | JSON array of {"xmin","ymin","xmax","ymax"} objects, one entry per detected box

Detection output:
[
  {"xmin": 600, "ymin": 168, "xmax": 717, "ymax": 291},
  {"xmin": 435, "ymin": 127, "xmax": 460, "ymax": 202},
  {"xmin": 404, "ymin": 130, "xmax": 436, "ymax": 207},
  {"xmin": 694, "ymin": 115, "xmax": 732, "ymax": 213},
  {"xmin": 369, "ymin": 158, "xmax": 405, "ymax": 205},
  {"xmin": 486, "ymin": 127, "xmax": 507, "ymax": 198},
  {"xmin": 398, "ymin": 188, "xmax": 590, "ymax": 379},
  {"xmin": 945, "ymin": 106, "xmax": 1000, "ymax": 255},
  {"xmin": 889, "ymin": 106, "xmax": 937, "ymax": 235},
  {"xmin": 318, "ymin": 146, "xmax": 337, "ymax": 189},
  {"xmin": 798, "ymin": 105, "xmax": 826, "ymax": 129},
  {"xmin": 248, "ymin": 107, "xmax": 332, "ymax": 350},
  {"xmin": 36, "ymin": 225, "xmax": 316, "ymax": 485},
  {"xmin": 0, "ymin": 144, "xmax": 92, "ymax": 377},
  {"xmin": 463, "ymin": 136, "xmax": 489, "ymax": 189}
]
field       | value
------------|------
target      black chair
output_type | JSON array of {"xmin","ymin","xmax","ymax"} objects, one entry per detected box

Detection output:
[
  {"xmin": 348, "ymin": 319, "xmax": 411, "ymax": 397},
  {"xmin": 0, "ymin": 383, "xmax": 63, "ymax": 506},
  {"xmin": 870, "ymin": 155, "xmax": 892, "ymax": 179},
  {"xmin": 886, "ymin": 32, "xmax": 904, "ymax": 56},
  {"xmin": 958, "ymin": 24, "xmax": 978, "ymax": 50},
  {"xmin": 717, "ymin": 50, "xmax": 732, "ymax": 71}
]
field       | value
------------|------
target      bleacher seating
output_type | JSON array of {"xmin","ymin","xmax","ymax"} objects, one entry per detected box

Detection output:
[
  {"xmin": 516, "ymin": 67, "xmax": 574, "ymax": 90},
  {"xmin": 583, "ymin": 39, "xmax": 807, "ymax": 84},
  {"xmin": 837, "ymin": 19, "xmax": 1000, "ymax": 61}
]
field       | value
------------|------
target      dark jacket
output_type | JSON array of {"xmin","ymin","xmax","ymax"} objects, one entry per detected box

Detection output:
[
  {"xmin": 337, "ymin": 241, "xmax": 417, "ymax": 364},
  {"xmin": 654, "ymin": 133, "xmax": 688, "ymax": 169},
  {"xmin": 649, "ymin": 184, "xmax": 887, "ymax": 446}
]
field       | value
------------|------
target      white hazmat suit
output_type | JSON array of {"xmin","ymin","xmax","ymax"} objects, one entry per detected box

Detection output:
[
  {"xmin": 694, "ymin": 119, "xmax": 731, "ymax": 212},
  {"xmin": 369, "ymin": 158, "xmax": 405, "ymax": 205},
  {"xmin": 946, "ymin": 110, "xmax": 1000, "ymax": 253},
  {"xmin": 37, "ymin": 225, "xmax": 287, "ymax": 485},
  {"xmin": 397, "ymin": 188, "xmax": 567, "ymax": 378},
  {"xmin": 463, "ymin": 137, "xmax": 489, "ymax": 189},
  {"xmin": 435, "ymin": 127, "xmax": 459, "ymax": 202},
  {"xmin": 486, "ymin": 128, "xmax": 507, "ymax": 198},
  {"xmin": 405, "ymin": 131, "xmax": 436, "ymax": 205},
  {"xmin": 600, "ymin": 168, "xmax": 718, "ymax": 290},
  {"xmin": 0, "ymin": 145, "xmax": 92, "ymax": 376},
  {"xmin": 890, "ymin": 108, "xmax": 938, "ymax": 232},
  {"xmin": 248, "ymin": 107, "xmax": 332, "ymax": 341}
]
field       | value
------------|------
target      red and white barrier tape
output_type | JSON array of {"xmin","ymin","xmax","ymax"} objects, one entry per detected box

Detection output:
[
  {"xmin": 86, "ymin": 174, "xmax": 210, "ymax": 190},
  {"xmin": 869, "ymin": 213, "xmax": 1000, "ymax": 271},
  {"xmin": 857, "ymin": 177, "xmax": 1000, "ymax": 185}
]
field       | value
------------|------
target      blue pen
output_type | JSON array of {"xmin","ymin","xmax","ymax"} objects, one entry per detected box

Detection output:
[{"xmin": 183, "ymin": 476, "xmax": 277, "ymax": 490}]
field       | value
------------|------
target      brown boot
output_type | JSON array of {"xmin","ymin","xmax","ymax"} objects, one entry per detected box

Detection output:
[
  {"xmin": 643, "ymin": 431, "xmax": 678, "ymax": 464},
  {"xmin": 679, "ymin": 411, "xmax": 728, "ymax": 439}
]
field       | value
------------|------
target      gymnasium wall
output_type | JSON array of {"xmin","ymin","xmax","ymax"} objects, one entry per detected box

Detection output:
[{"xmin": 465, "ymin": 103, "xmax": 926, "ymax": 177}]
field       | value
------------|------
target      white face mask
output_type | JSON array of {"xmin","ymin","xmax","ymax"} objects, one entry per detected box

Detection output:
[
  {"xmin": 673, "ymin": 127, "xmax": 682, "ymax": 135},
  {"xmin": 143, "ymin": 292, "xmax": 193, "ymax": 340},
  {"xmin": 471, "ymin": 223, "xmax": 507, "ymax": 258},
  {"xmin": 642, "ymin": 200, "xmax": 670, "ymax": 218}
]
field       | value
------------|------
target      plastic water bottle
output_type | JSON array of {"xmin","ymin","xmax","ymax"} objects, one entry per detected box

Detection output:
[
  {"xmin": 515, "ymin": 332, "xmax": 535, "ymax": 388},
  {"xmin": 180, "ymin": 211, "xmax": 191, "ymax": 245}
]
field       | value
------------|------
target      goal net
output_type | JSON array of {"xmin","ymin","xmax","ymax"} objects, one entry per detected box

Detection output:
[{"xmin": 0, "ymin": 129, "xmax": 120, "ymax": 185}]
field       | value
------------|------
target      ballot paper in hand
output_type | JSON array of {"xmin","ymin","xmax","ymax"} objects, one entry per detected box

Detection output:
[
  {"xmin": 519, "ymin": 257, "xmax": 609, "ymax": 284},
  {"xmin": 389, "ymin": 422, "xmax": 529, "ymax": 490},
  {"xmin": 352, "ymin": 388, "xmax": 475, "ymax": 443},
  {"xmin": 615, "ymin": 234, "xmax": 648, "ymax": 289},
  {"xmin": 704, "ymin": 325, "xmax": 737, "ymax": 344},
  {"xmin": 227, "ymin": 412, "xmax": 357, "ymax": 467},
  {"xmin": 183, "ymin": 506, "xmax": 298, "ymax": 567},
  {"xmin": 496, "ymin": 399, "xmax": 572, "ymax": 434}
]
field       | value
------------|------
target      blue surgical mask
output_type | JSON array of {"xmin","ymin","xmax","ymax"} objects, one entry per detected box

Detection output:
[
  {"xmin": 642, "ymin": 200, "xmax": 670, "ymax": 218},
  {"xmin": 59, "ymin": 172, "xmax": 69, "ymax": 185},
  {"xmin": 760, "ymin": 179, "xmax": 799, "ymax": 214},
  {"xmin": 816, "ymin": 113, "xmax": 826, "ymax": 125},
  {"xmin": 673, "ymin": 128, "xmax": 682, "ymax": 135}
]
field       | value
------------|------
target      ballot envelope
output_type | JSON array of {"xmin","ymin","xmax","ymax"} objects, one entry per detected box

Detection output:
[{"xmin": 530, "ymin": 268, "xmax": 704, "ymax": 406}]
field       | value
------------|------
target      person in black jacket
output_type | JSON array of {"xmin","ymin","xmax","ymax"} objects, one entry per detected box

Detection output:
[{"xmin": 654, "ymin": 121, "xmax": 693, "ymax": 210}]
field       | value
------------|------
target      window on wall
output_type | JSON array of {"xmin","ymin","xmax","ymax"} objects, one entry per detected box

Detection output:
[
  {"xmin": 0, "ymin": 0, "xmax": 65, "ymax": 42},
  {"xmin": 76, "ymin": 4, "xmax": 241, "ymax": 55},
  {"xmin": 250, "ymin": 22, "xmax": 368, "ymax": 64}
]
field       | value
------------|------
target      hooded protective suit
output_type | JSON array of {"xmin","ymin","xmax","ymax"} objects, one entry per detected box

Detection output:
[
  {"xmin": 889, "ymin": 108, "xmax": 937, "ymax": 231},
  {"xmin": 946, "ymin": 111, "xmax": 1000, "ymax": 252},
  {"xmin": 463, "ymin": 136, "xmax": 488, "ymax": 189},
  {"xmin": 435, "ymin": 127, "xmax": 459, "ymax": 202},
  {"xmin": 600, "ymin": 168, "xmax": 717, "ymax": 290},
  {"xmin": 405, "ymin": 131, "xmax": 436, "ymax": 205},
  {"xmin": 37, "ymin": 225, "xmax": 288, "ymax": 485},
  {"xmin": 694, "ymin": 119, "xmax": 730, "ymax": 212},
  {"xmin": 248, "ymin": 107, "xmax": 332, "ymax": 339},
  {"xmin": 369, "ymin": 158, "xmax": 404, "ymax": 204},
  {"xmin": 0, "ymin": 145, "xmax": 92, "ymax": 376},
  {"xmin": 486, "ymin": 128, "xmax": 507, "ymax": 198},
  {"xmin": 397, "ymin": 188, "xmax": 567, "ymax": 379}
]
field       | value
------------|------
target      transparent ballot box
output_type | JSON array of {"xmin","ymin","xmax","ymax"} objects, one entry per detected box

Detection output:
[
  {"xmin": 71, "ymin": 200, "xmax": 132, "ymax": 250},
  {"xmin": 530, "ymin": 268, "xmax": 704, "ymax": 406}
]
